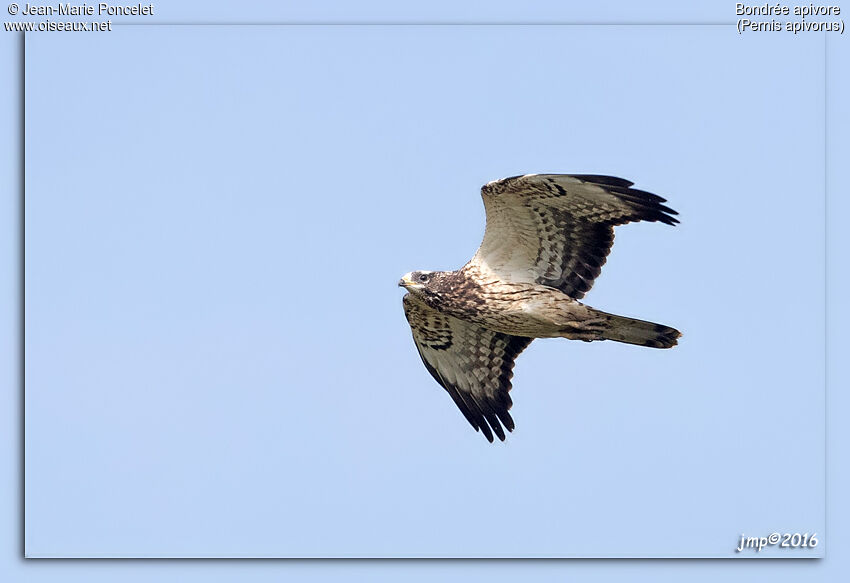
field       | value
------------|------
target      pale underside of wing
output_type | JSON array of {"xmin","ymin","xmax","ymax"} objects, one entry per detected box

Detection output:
[
  {"xmin": 402, "ymin": 294, "xmax": 533, "ymax": 442},
  {"xmin": 467, "ymin": 174, "xmax": 679, "ymax": 299}
]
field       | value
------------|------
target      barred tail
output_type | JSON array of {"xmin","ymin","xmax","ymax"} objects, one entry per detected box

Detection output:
[{"xmin": 598, "ymin": 312, "xmax": 681, "ymax": 349}]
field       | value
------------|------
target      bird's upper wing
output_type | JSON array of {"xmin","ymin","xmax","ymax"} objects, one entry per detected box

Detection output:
[
  {"xmin": 402, "ymin": 293, "xmax": 533, "ymax": 443},
  {"xmin": 465, "ymin": 174, "xmax": 678, "ymax": 299}
]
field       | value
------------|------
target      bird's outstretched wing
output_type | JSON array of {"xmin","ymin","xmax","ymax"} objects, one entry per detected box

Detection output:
[
  {"xmin": 402, "ymin": 293, "xmax": 533, "ymax": 442},
  {"xmin": 466, "ymin": 174, "xmax": 678, "ymax": 299}
]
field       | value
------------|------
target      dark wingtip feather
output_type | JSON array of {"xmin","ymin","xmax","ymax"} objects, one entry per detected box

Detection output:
[
  {"xmin": 650, "ymin": 211, "xmax": 679, "ymax": 226},
  {"xmin": 596, "ymin": 185, "xmax": 678, "ymax": 224},
  {"xmin": 480, "ymin": 424, "xmax": 494, "ymax": 443},
  {"xmin": 607, "ymin": 185, "xmax": 668, "ymax": 203},
  {"xmin": 497, "ymin": 410, "xmax": 515, "ymax": 433},
  {"xmin": 485, "ymin": 413, "xmax": 506, "ymax": 442},
  {"xmin": 569, "ymin": 174, "xmax": 635, "ymax": 188}
]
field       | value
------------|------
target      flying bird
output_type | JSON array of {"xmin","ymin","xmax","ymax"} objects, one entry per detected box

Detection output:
[{"xmin": 399, "ymin": 174, "xmax": 681, "ymax": 442}]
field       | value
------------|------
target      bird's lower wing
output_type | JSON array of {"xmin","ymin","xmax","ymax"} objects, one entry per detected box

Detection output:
[
  {"xmin": 402, "ymin": 294, "xmax": 533, "ymax": 442},
  {"xmin": 466, "ymin": 174, "xmax": 678, "ymax": 299}
]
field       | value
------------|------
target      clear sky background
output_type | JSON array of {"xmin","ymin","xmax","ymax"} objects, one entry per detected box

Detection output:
[{"xmin": 3, "ymin": 0, "xmax": 849, "ymax": 580}]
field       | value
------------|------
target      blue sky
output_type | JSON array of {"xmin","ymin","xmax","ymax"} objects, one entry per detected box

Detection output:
[{"xmin": 2, "ymin": 0, "xmax": 849, "ymax": 581}]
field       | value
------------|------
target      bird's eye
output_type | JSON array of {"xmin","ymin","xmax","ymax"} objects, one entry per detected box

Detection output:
[{"xmin": 418, "ymin": 274, "xmax": 429, "ymax": 282}]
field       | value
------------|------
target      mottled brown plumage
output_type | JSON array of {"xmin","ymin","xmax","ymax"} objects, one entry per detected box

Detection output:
[{"xmin": 400, "ymin": 174, "xmax": 681, "ymax": 442}]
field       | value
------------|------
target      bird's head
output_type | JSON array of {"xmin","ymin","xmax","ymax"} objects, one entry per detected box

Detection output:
[{"xmin": 398, "ymin": 270, "xmax": 443, "ymax": 297}]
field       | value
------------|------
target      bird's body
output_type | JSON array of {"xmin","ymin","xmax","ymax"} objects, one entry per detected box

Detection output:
[
  {"xmin": 399, "ymin": 173, "xmax": 681, "ymax": 442},
  {"xmin": 408, "ymin": 268, "xmax": 603, "ymax": 339}
]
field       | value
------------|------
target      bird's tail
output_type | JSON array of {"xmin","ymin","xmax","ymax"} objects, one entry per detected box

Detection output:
[{"xmin": 595, "ymin": 311, "xmax": 681, "ymax": 349}]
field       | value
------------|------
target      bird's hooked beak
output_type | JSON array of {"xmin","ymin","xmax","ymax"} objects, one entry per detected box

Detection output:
[{"xmin": 398, "ymin": 273, "xmax": 422, "ymax": 291}]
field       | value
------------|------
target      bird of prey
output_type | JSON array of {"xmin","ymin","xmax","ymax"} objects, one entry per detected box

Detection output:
[{"xmin": 399, "ymin": 174, "xmax": 681, "ymax": 442}]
